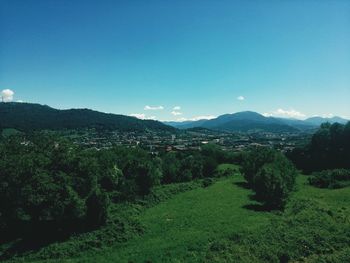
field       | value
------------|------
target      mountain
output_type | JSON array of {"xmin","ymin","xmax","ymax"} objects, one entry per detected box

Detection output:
[
  {"xmin": 166, "ymin": 111, "xmax": 299, "ymax": 133},
  {"xmin": 0, "ymin": 102, "xmax": 175, "ymax": 132},
  {"xmin": 273, "ymin": 118, "xmax": 317, "ymax": 131},
  {"xmin": 202, "ymin": 111, "xmax": 299, "ymax": 132},
  {"xmin": 304, "ymin": 116, "xmax": 348, "ymax": 126},
  {"xmin": 163, "ymin": 119, "xmax": 208, "ymax": 129},
  {"xmin": 165, "ymin": 111, "xmax": 349, "ymax": 133}
]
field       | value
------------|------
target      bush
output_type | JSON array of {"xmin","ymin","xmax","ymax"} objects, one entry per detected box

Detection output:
[
  {"xmin": 241, "ymin": 147, "xmax": 275, "ymax": 186},
  {"xmin": 308, "ymin": 169, "xmax": 350, "ymax": 189},
  {"xmin": 241, "ymin": 148, "xmax": 297, "ymax": 209},
  {"xmin": 202, "ymin": 178, "xmax": 215, "ymax": 188},
  {"xmin": 253, "ymin": 154, "xmax": 297, "ymax": 209}
]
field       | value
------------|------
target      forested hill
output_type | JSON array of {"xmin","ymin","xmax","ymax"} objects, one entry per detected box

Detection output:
[
  {"xmin": 0, "ymin": 102, "xmax": 175, "ymax": 132},
  {"xmin": 167, "ymin": 111, "xmax": 300, "ymax": 133}
]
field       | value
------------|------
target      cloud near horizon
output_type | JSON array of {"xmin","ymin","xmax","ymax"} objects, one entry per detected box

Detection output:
[
  {"xmin": 175, "ymin": 115, "xmax": 216, "ymax": 122},
  {"xmin": 237, "ymin": 96, "xmax": 245, "ymax": 101},
  {"xmin": 263, "ymin": 108, "xmax": 306, "ymax": 119},
  {"xmin": 173, "ymin": 106, "xmax": 181, "ymax": 110},
  {"xmin": 1, "ymin": 89, "xmax": 14, "ymax": 102},
  {"xmin": 171, "ymin": 111, "xmax": 182, "ymax": 116},
  {"xmin": 144, "ymin": 105, "xmax": 164, "ymax": 110},
  {"xmin": 130, "ymin": 113, "xmax": 156, "ymax": 120}
]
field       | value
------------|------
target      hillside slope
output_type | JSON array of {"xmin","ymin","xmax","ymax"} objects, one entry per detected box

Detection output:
[
  {"xmin": 166, "ymin": 112, "xmax": 349, "ymax": 132},
  {"xmin": 0, "ymin": 102, "xmax": 175, "ymax": 132},
  {"xmin": 69, "ymin": 174, "xmax": 350, "ymax": 263},
  {"xmin": 168, "ymin": 111, "xmax": 299, "ymax": 133},
  {"xmin": 4, "ymin": 166, "xmax": 350, "ymax": 263}
]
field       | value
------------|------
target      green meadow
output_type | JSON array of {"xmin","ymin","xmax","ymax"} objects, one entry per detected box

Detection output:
[
  {"xmin": 19, "ymin": 164, "xmax": 348, "ymax": 263},
  {"xmin": 75, "ymin": 167, "xmax": 272, "ymax": 262}
]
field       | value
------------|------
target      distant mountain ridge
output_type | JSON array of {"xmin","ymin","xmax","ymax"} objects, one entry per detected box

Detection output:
[
  {"xmin": 0, "ymin": 102, "xmax": 175, "ymax": 132},
  {"xmin": 1, "ymin": 103, "xmax": 347, "ymax": 134},
  {"xmin": 165, "ymin": 111, "xmax": 349, "ymax": 132},
  {"xmin": 304, "ymin": 116, "xmax": 348, "ymax": 126}
]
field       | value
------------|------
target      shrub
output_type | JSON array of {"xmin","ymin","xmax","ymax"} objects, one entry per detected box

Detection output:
[
  {"xmin": 202, "ymin": 178, "xmax": 215, "ymax": 188},
  {"xmin": 253, "ymin": 154, "xmax": 297, "ymax": 209},
  {"xmin": 241, "ymin": 147, "xmax": 275, "ymax": 186},
  {"xmin": 241, "ymin": 148, "xmax": 297, "ymax": 209},
  {"xmin": 308, "ymin": 169, "xmax": 350, "ymax": 189}
]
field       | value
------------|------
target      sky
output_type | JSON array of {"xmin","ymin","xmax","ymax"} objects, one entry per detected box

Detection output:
[{"xmin": 1, "ymin": 0, "xmax": 350, "ymax": 121}]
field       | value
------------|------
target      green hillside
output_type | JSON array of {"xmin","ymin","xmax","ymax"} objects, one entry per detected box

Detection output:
[
  {"xmin": 15, "ymin": 164, "xmax": 348, "ymax": 263},
  {"xmin": 75, "ymin": 169, "xmax": 272, "ymax": 262},
  {"xmin": 0, "ymin": 102, "xmax": 175, "ymax": 132}
]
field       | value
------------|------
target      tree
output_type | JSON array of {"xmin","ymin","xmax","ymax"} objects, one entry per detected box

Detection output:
[
  {"xmin": 86, "ymin": 189, "xmax": 110, "ymax": 227},
  {"xmin": 253, "ymin": 153, "xmax": 297, "ymax": 209},
  {"xmin": 180, "ymin": 154, "xmax": 204, "ymax": 180},
  {"xmin": 100, "ymin": 165, "xmax": 123, "ymax": 192},
  {"xmin": 202, "ymin": 156, "xmax": 218, "ymax": 177},
  {"xmin": 162, "ymin": 152, "xmax": 181, "ymax": 183},
  {"xmin": 241, "ymin": 147, "xmax": 275, "ymax": 186},
  {"xmin": 288, "ymin": 121, "xmax": 350, "ymax": 173},
  {"xmin": 0, "ymin": 133, "xmax": 117, "ymax": 235}
]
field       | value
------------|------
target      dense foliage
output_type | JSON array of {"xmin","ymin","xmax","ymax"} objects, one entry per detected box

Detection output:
[
  {"xmin": 241, "ymin": 147, "xmax": 275, "ymax": 186},
  {"xmin": 287, "ymin": 122, "xmax": 350, "ymax": 173},
  {"xmin": 160, "ymin": 144, "xmax": 235, "ymax": 183},
  {"xmin": 241, "ymin": 147, "xmax": 297, "ymax": 209},
  {"xmin": 0, "ymin": 133, "xmax": 229, "ymax": 248},
  {"xmin": 308, "ymin": 169, "xmax": 350, "ymax": 189},
  {"xmin": 0, "ymin": 134, "xmax": 113, "ymax": 239}
]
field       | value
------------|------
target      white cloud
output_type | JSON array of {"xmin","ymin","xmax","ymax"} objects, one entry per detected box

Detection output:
[
  {"xmin": 263, "ymin": 108, "xmax": 306, "ymax": 119},
  {"xmin": 321, "ymin": 113, "xmax": 334, "ymax": 118},
  {"xmin": 237, "ymin": 96, "xmax": 245, "ymax": 101},
  {"xmin": 130, "ymin": 113, "xmax": 156, "ymax": 120},
  {"xmin": 16, "ymin": 100, "xmax": 24, "ymax": 103},
  {"xmin": 175, "ymin": 117, "xmax": 188, "ymax": 122},
  {"xmin": 174, "ymin": 115, "xmax": 216, "ymax": 122},
  {"xmin": 144, "ymin": 105, "xmax": 164, "ymax": 111},
  {"xmin": 190, "ymin": 115, "xmax": 216, "ymax": 121},
  {"xmin": 171, "ymin": 111, "xmax": 182, "ymax": 116},
  {"xmin": 173, "ymin": 106, "xmax": 181, "ymax": 110},
  {"xmin": 1, "ymin": 89, "xmax": 14, "ymax": 102}
]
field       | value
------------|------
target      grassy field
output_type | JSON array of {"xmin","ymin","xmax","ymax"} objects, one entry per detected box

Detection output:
[
  {"xmin": 75, "ymin": 174, "xmax": 272, "ymax": 262},
  {"xmin": 9, "ymin": 164, "xmax": 350, "ymax": 262},
  {"xmin": 294, "ymin": 174, "xmax": 350, "ymax": 208}
]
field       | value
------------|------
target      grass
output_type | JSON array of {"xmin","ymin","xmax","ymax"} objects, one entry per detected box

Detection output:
[
  {"xmin": 6, "ymin": 164, "xmax": 350, "ymax": 262},
  {"xmin": 294, "ymin": 174, "xmax": 350, "ymax": 208},
  {"xmin": 203, "ymin": 174, "xmax": 350, "ymax": 263},
  {"xmin": 63, "ymin": 164, "xmax": 274, "ymax": 263}
]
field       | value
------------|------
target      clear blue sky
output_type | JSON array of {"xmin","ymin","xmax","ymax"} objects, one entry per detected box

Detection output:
[{"xmin": 1, "ymin": 0, "xmax": 349, "ymax": 120}]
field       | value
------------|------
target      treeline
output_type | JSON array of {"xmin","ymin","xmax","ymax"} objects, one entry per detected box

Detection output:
[
  {"xmin": 0, "ymin": 133, "xmax": 234, "ymax": 241},
  {"xmin": 308, "ymin": 169, "xmax": 350, "ymax": 189},
  {"xmin": 287, "ymin": 122, "xmax": 350, "ymax": 173}
]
